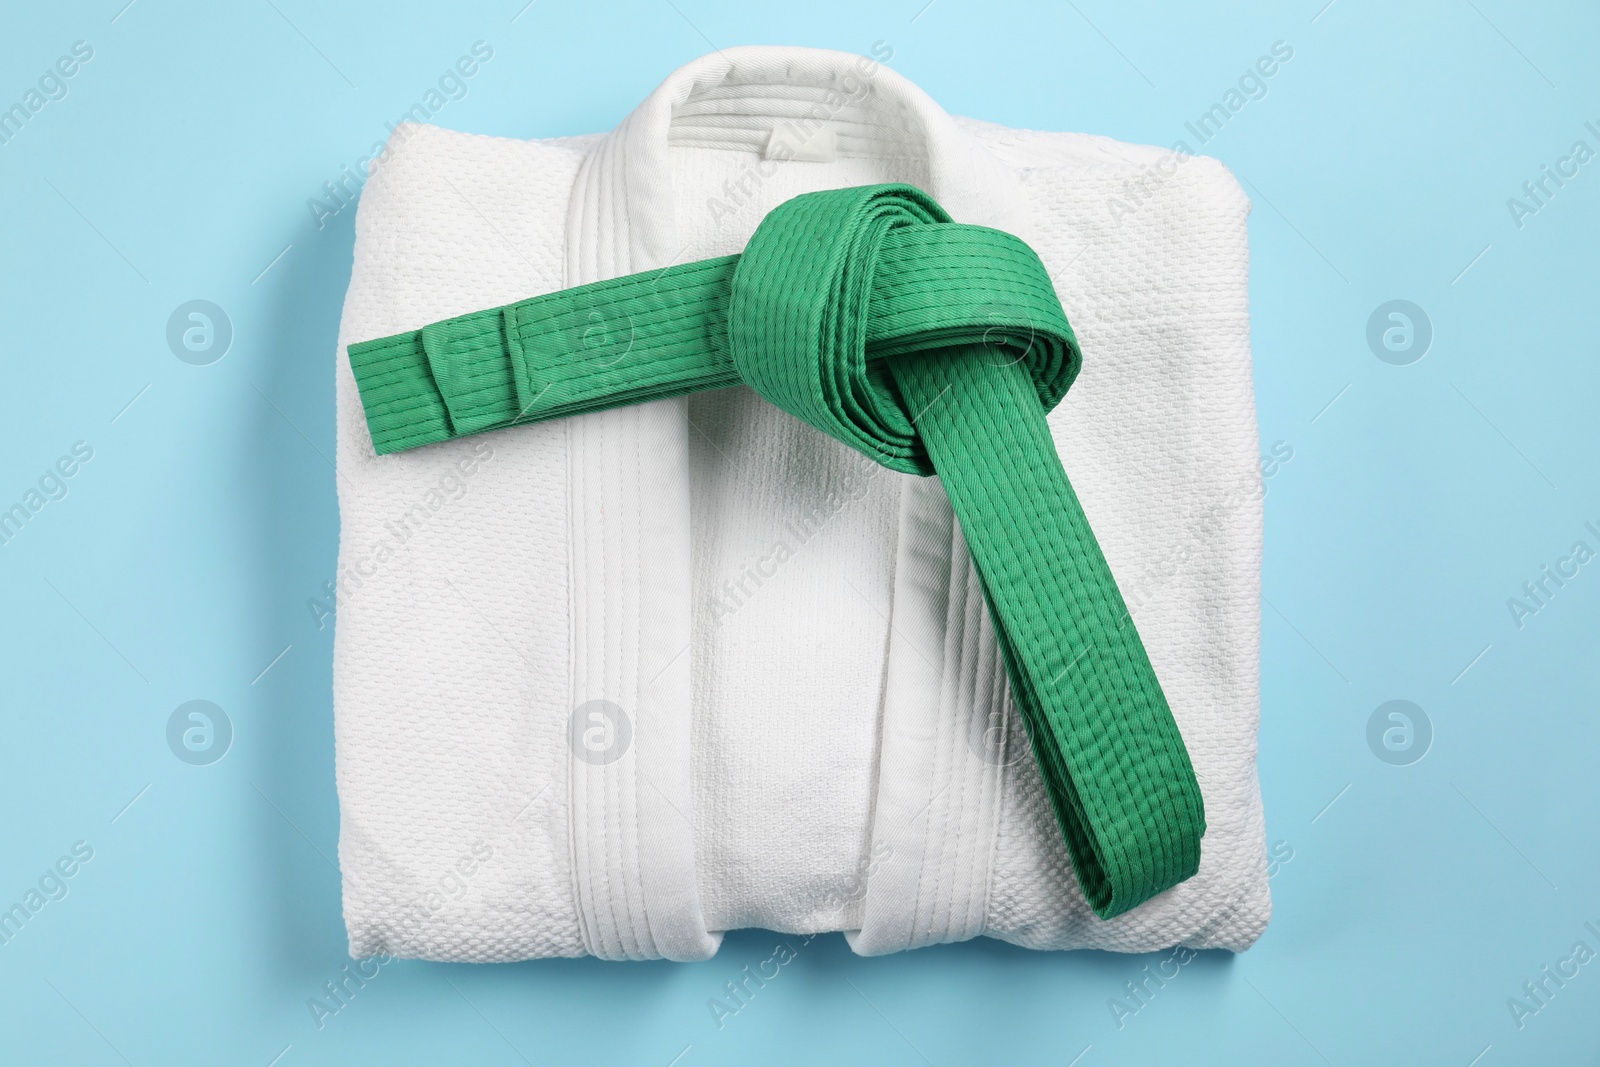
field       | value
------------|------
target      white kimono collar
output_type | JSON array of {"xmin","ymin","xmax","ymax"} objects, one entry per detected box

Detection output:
[{"xmin": 567, "ymin": 44, "xmax": 1031, "ymax": 279}]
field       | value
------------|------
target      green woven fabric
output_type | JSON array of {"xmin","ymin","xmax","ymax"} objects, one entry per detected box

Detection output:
[{"xmin": 348, "ymin": 183, "xmax": 1204, "ymax": 918}]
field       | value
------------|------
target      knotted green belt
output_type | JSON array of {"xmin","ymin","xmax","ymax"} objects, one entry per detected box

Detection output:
[{"xmin": 349, "ymin": 183, "xmax": 1204, "ymax": 918}]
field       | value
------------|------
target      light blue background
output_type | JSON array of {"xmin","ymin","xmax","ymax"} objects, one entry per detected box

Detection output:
[{"xmin": 3, "ymin": 0, "xmax": 1597, "ymax": 1063}]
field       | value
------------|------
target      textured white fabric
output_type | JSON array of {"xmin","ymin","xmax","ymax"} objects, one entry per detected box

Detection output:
[{"xmin": 332, "ymin": 45, "xmax": 1269, "ymax": 962}]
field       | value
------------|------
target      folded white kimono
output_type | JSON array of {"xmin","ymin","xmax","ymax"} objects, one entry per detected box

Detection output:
[{"xmin": 331, "ymin": 45, "xmax": 1269, "ymax": 961}]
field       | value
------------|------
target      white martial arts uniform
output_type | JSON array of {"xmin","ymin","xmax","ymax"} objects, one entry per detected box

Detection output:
[{"xmin": 331, "ymin": 45, "xmax": 1269, "ymax": 961}]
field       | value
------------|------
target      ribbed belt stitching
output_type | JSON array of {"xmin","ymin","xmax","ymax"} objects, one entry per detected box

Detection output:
[{"xmin": 348, "ymin": 183, "xmax": 1205, "ymax": 918}]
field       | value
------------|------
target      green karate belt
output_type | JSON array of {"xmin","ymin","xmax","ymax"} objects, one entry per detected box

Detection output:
[{"xmin": 348, "ymin": 183, "xmax": 1204, "ymax": 918}]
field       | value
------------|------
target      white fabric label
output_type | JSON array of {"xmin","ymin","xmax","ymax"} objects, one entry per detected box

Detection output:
[{"xmin": 764, "ymin": 122, "xmax": 838, "ymax": 163}]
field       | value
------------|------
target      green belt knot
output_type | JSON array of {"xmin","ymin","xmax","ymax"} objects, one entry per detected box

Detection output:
[{"xmin": 729, "ymin": 183, "xmax": 1076, "ymax": 476}]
